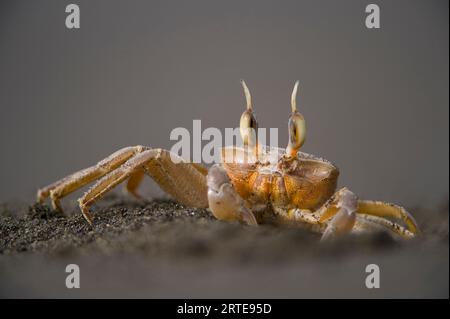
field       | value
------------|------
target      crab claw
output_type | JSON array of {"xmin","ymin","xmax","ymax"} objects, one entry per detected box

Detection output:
[
  {"xmin": 207, "ymin": 164, "xmax": 257, "ymax": 225},
  {"xmin": 320, "ymin": 188, "xmax": 358, "ymax": 242},
  {"xmin": 320, "ymin": 207, "xmax": 356, "ymax": 241}
]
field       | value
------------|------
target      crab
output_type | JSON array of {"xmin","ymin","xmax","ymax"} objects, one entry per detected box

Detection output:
[{"xmin": 37, "ymin": 80, "xmax": 419, "ymax": 240}]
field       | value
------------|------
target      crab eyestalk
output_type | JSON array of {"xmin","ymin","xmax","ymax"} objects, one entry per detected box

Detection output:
[
  {"xmin": 286, "ymin": 81, "xmax": 306, "ymax": 157},
  {"xmin": 239, "ymin": 80, "xmax": 259, "ymax": 159}
]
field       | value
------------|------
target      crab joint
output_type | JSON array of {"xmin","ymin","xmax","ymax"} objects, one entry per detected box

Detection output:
[
  {"xmin": 286, "ymin": 81, "xmax": 306, "ymax": 157},
  {"xmin": 239, "ymin": 80, "xmax": 259, "ymax": 159}
]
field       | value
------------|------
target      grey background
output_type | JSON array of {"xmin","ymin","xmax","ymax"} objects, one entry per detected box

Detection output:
[{"xmin": 0, "ymin": 0, "xmax": 448, "ymax": 208}]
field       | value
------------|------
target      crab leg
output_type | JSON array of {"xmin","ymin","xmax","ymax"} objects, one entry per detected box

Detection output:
[
  {"xmin": 78, "ymin": 149, "xmax": 208, "ymax": 224},
  {"xmin": 125, "ymin": 170, "xmax": 146, "ymax": 199},
  {"xmin": 37, "ymin": 146, "xmax": 148, "ymax": 212},
  {"xmin": 357, "ymin": 200, "xmax": 419, "ymax": 235},
  {"xmin": 311, "ymin": 187, "xmax": 417, "ymax": 239},
  {"xmin": 274, "ymin": 188, "xmax": 358, "ymax": 240},
  {"xmin": 277, "ymin": 187, "xmax": 417, "ymax": 240},
  {"xmin": 123, "ymin": 161, "xmax": 212, "ymax": 199},
  {"xmin": 353, "ymin": 214, "xmax": 415, "ymax": 239}
]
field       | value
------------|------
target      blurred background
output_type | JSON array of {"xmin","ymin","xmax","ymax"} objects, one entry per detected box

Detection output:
[{"xmin": 0, "ymin": 0, "xmax": 448, "ymax": 208}]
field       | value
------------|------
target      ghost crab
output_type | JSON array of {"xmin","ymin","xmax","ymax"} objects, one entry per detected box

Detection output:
[{"xmin": 37, "ymin": 80, "xmax": 419, "ymax": 240}]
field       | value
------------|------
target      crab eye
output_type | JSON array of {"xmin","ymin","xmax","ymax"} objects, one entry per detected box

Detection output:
[
  {"xmin": 287, "ymin": 111, "xmax": 306, "ymax": 154},
  {"xmin": 286, "ymin": 81, "xmax": 306, "ymax": 157},
  {"xmin": 239, "ymin": 80, "xmax": 258, "ymax": 148},
  {"xmin": 240, "ymin": 109, "xmax": 258, "ymax": 147}
]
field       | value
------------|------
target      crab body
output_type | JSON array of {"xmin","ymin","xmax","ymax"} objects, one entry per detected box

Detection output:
[
  {"xmin": 37, "ymin": 80, "xmax": 419, "ymax": 241},
  {"xmin": 220, "ymin": 146, "xmax": 338, "ymax": 221}
]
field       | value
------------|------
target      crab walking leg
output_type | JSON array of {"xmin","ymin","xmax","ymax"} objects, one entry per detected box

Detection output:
[
  {"xmin": 353, "ymin": 214, "xmax": 415, "ymax": 239},
  {"xmin": 276, "ymin": 188, "xmax": 416, "ymax": 240},
  {"xmin": 79, "ymin": 149, "xmax": 209, "ymax": 224},
  {"xmin": 278, "ymin": 208, "xmax": 324, "ymax": 233},
  {"xmin": 37, "ymin": 146, "xmax": 148, "ymax": 211},
  {"xmin": 123, "ymin": 162, "xmax": 208, "ymax": 199},
  {"xmin": 124, "ymin": 161, "xmax": 211, "ymax": 200},
  {"xmin": 125, "ymin": 170, "xmax": 145, "ymax": 199},
  {"xmin": 273, "ymin": 206, "xmax": 356, "ymax": 240},
  {"xmin": 357, "ymin": 200, "xmax": 419, "ymax": 235}
]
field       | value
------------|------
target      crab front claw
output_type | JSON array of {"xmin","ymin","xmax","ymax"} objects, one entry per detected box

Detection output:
[
  {"xmin": 317, "ymin": 187, "xmax": 419, "ymax": 240},
  {"xmin": 207, "ymin": 164, "xmax": 258, "ymax": 226},
  {"xmin": 280, "ymin": 187, "xmax": 419, "ymax": 241},
  {"xmin": 319, "ymin": 188, "xmax": 358, "ymax": 241}
]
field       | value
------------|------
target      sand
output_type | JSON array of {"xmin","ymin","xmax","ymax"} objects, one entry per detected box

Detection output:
[{"xmin": 0, "ymin": 194, "xmax": 448, "ymax": 298}]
